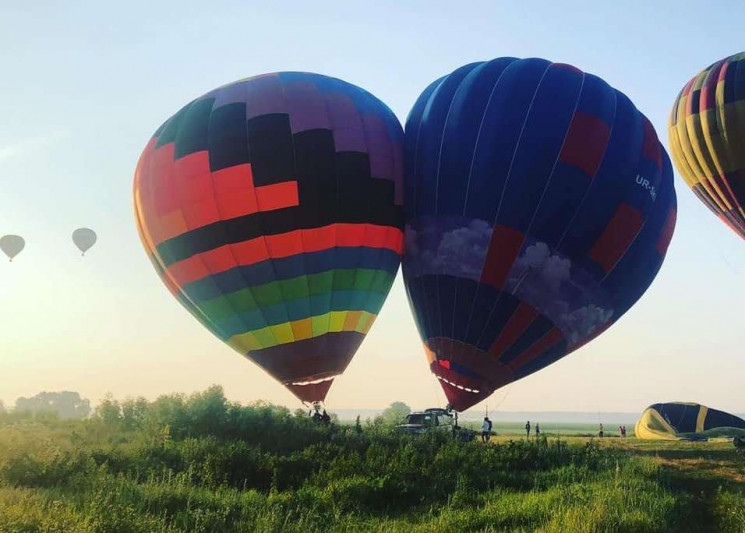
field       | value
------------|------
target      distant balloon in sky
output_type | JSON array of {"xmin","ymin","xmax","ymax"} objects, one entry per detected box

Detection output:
[
  {"xmin": 134, "ymin": 72, "xmax": 404, "ymax": 404},
  {"xmin": 72, "ymin": 228, "xmax": 97, "ymax": 256},
  {"xmin": 0, "ymin": 235, "xmax": 25, "ymax": 262},
  {"xmin": 668, "ymin": 52, "xmax": 745, "ymax": 240},
  {"xmin": 403, "ymin": 57, "xmax": 677, "ymax": 411}
]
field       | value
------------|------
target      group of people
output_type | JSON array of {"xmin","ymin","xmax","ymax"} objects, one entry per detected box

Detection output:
[
  {"xmin": 481, "ymin": 418, "xmax": 545, "ymax": 442},
  {"xmin": 311, "ymin": 408, "xmax": 331, "ymax": 425},
  {"xmin": 599, "ymin": 423, "xmax": 627, "ymax": 437}
]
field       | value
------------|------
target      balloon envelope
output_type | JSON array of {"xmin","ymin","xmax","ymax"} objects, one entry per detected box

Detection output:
[
  {"xmin": 635, "ymin": 402, "xmax": 745, "ymax": 440},
  {"xmin": 403, "ymin": 58, "xmax": 677, "ymax": 411},
  {"xmin": 0, "ymin": 235, "xmax": 25, "ymax": 261},
  {"xmin": 72, "ymin": 228, "xmax": 97, "ymax": 254},
  {"xmin": 668, "ymin": 52, "xmax": 745, "ymax": 239},
  {"xmin": 134, "ymin": 72, "xmax": 404, "ymax": 404}
]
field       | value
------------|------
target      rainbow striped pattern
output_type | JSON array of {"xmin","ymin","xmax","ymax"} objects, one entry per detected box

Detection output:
[
  {"xmin": 134, "ymin": 73, "xmax": 404, "ymax": 402},
  {"xmin": 669, "ymin": 52, "xmax": 745, "ymax": 239}
]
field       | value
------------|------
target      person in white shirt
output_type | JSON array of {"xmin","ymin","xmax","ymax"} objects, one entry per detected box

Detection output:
[{"xmin": 481, "ymin": 417, "xmax": 493, "ymax": 443}]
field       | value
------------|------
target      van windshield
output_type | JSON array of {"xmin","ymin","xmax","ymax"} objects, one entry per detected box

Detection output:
[{"xmin": 406, "ymin": 414, "xmax": 433, "ymax": 425}]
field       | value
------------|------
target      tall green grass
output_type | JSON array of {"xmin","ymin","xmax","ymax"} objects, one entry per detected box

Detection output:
[{"xmin": 0, "ymin": 388, "xmax": 741, "ymax": 532}]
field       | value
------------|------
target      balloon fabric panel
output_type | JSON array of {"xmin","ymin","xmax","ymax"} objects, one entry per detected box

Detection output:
[
  {"xmin": 404, "ymin": 58, "xmax": 676, "ymax": 411},
  {"xmin": 134, "ymin": 73, "xmax": 404, "ymax": 403},
  {"xmin": 669, "ymin": 52, "xmax": 745, "ymax": 238}
]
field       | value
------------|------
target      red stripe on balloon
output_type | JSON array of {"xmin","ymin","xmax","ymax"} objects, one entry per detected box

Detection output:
[
  {"xmin": 488, "ymin": 302, "xmax": 539, "ymax": 359},
  {"xmin": 642, "ymin": 118, "xmax": 662, "ymax": 168},
  {"xmin": 164, "ymin": 223, "xmax": 403, "ymax": 288},
  {"xmin": 656, "ymin": 208, "xmax": 677, "ymax": 255},
  {"xmin": 588, "ymin": 203, "xmax": 644, "ymax": 273},
  {"xmin": 507, "ymin": 327, "xmax": 564, "ymax": 370},
  {"xmin": 141, "ymin": 147, "xmax": 300, "ymax": 247},
  {"xmin": 480, "ymin": 225, "xmax": 524, "ymax": 289},
  {"xmin": 558, "ymin": 111, "xmax": 611, "ymax": 177}
]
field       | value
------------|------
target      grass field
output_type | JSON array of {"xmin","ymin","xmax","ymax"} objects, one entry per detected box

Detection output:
[{"xmin": 0, "ymin": 390, "xmax": 742, "ymax": 532}]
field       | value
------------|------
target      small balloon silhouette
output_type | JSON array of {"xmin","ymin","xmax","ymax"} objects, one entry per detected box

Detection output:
[
  {"xmin": 0, "ymin": 235, "xmax": 25, "ymax": 262},
  {"xmin": 72, "ymin": 228, "xmax": 97, "ymax": 256}
]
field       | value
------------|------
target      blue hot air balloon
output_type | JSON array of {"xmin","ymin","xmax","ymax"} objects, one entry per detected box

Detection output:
[{"xmin": 403, "ymin": 58, "xmax": 677, "ymax": 411}]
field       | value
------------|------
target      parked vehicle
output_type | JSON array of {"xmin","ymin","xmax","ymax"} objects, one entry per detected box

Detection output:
[{"xmin": 397, "ymin": 407, "xmax": 475, "ymax": 441}]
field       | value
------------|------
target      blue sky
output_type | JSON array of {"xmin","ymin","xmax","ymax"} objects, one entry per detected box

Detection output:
[{"xmin": 1, "ymin": 1, "xmax": 743, "ymax": 413}]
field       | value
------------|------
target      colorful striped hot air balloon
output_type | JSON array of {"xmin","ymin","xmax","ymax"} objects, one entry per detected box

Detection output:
[
  {"xmin": 134, "ymin": 72, "xmax": 404, "ymax": 404},
  {"xmin": 668, "ymin": 52, "xmax": 745, "ymax": 239},
  {"xmin": 403, "ymin": 58, "xmax": 677, "ymax": 411}
]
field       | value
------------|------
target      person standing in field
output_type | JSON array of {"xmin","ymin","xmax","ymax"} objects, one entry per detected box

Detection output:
[
  {"xmin": 619, "ymin": 425, "xmax": 623, "ymax": 437},
  {"xmin": 622, "ymin": 425, "xmax": 627, "ymax": 438},
  {"xmin": 525, "ymin": 420, "xmax": 531, "ymax": 438},
  {"xmin": 481, "ymin": 416, "xmax": 492, "ymax": 443},
  {"xmin": 535, "ymin": 423, "xmax": 540, "ymax": 437},
  {"xmin": 599, "ymin": 423, "xmax": 604, "ymax": 438}
]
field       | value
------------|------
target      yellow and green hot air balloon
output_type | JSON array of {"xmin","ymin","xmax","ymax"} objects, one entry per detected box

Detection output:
[{"xmin": 668, "ymin": 52, "xmax": 745, "ymax": 239}]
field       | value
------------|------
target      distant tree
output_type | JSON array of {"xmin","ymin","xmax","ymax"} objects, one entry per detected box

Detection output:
[
  {"xmin": 121, "ymin": 397, "xmax": 149, "ymax": 429},
  {"xmin": 94, "ymin": 393, "xmax": 121, "ymax": 424},
  {"xmin": 185, "ymin": 385, "xmax": 229, "ymax": 435},
  {"xmin": 144, "ymin": 393, "xmax": 188, "ymax": 435},
  {"xmin": 15, "ymin": 391, "xmax": 91, "ymax": 419},
  {"xmin": 378, "ymin": 401, "xmax": 411, "ymax": 425}
]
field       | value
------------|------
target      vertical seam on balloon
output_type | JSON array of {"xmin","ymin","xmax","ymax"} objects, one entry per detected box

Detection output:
[
  {"xmin": 712, "ymin": 58, "xmax": 745, "ymax": 222},
  {"xmin": 474, "ymin": 70, "xmax": 587, "ymax": 349},
  {"xmin": 460, "ymin": 62, "xmax": 512, "ymax": 216},
  {"xmin": 449, "ymin": 59, "xmax": 513, "ymax": 364},
  {"xmin": 362, "ymin": 98, "xmax": 399, "ymax": 338},
  {"xmin": 409, "ymin": 79, "xmax": 447, "ymax": 351},
  {"xmin": 553, "ymin": 88, "xmax": 618, "ymax": 250},
  {"xmin": 293, "ymin": 77, "xmax": 322, "ymax": 355},
  {"xmin": 142, "ymin": 111, "xmax": 211, "ymax": 330},
  {"xmin": 674, "ymin": 79, "xmax": 711, "ymax": 199},
  {"xmin": 193, "ymin": 94, "xmax": 253, "ymax": 343},
  {"xmin": 210, "ymin": 81, "xmax": 277, "ymax": 351},
  {"xmin": 686, "ymin": 73, "xmax": 732, "ymax": 213},
  {"xmin": 595, "ymin": 112, "xmax": 669, "ymax": 287},
  {"xmin": 702, "ymin": 62, "xmax": 742, "ymax": 216},
  {"xmin": 253, "ymin": 77, "xmax": 293, "ymax": 351},
  {"xmin": 433, "ymin": 70, "xmax": 469, "ymax": 363},
  {"xmin": 348, "ymin": 85, "xmax": 375, "ymax": 348},
  {"xmin": 169, "ymin": 99, "xmax": 233, "ymax": 341},
  {"xmin": 460, "ymin": 61, "xmax": 552, "ymax": 345},
  {"xmin": 597, "ymin": 216, "xmax": 647, "ymax": 286}
]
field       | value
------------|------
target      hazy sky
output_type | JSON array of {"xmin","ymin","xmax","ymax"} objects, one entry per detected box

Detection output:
[{"xmin": 1, "ymin": 1, "xmax": 743, "ymax": 414}]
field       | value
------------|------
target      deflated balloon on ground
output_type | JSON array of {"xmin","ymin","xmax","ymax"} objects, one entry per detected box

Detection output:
[{"xmin": 635, "ymin": 402, "xmax": 745, "ymax": 440}]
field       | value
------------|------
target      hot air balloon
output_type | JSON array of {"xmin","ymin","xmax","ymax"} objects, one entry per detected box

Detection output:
[
  {"xmin": 134, "ymin": 72, "xmax": 404, "ymax": 404},
  {"xmin": 403, "ymin": 58, "xmax": 677, "ymax": 411},
  {"xmin": 0, "ymin": 235, "xmax": 25, "ymax": 262},
  {"xmin": 72, "ymin": 228, "xmax": 97, "ymax": 256},
  {"xmin": 635, "ymin": 402, "xmax": 745, "ymax": 440},
  {"xmin": 668, "ymin": 52, "xmax": 745, "ymax": 239}
]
